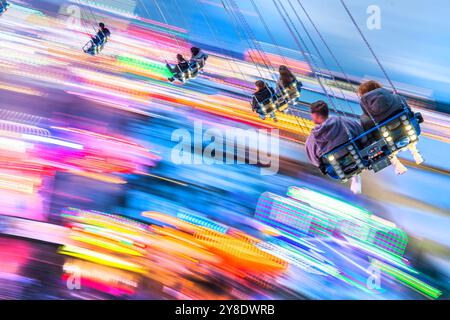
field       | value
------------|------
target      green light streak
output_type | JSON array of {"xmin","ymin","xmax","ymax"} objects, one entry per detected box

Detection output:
[
  {"xmin": 116, "ymin": 55, "xmax": 173, "ymax": 78},
  {"xmin": 285, "ymin": 187, "xmax": 408, "ymax": 256},
  {"xmin": 335, "ymin": 273, "xmax": 374, "ymax": 294},
  {"xmin": 345, "ymin": 237, "xmax": 416, "ymax": 273},
  {"xmin": 372, "ymin": 259, "xmax": 442, "ymax": 299},
  {"xmin": 288, "ymin": 187, "xmax": 372, "ymax": 222}
]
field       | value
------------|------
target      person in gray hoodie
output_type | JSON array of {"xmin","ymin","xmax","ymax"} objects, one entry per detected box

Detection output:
[
  {"xmin": 306, "ymin": 100, "xmax": 363, "ymax": 167},
  {"xmin": 358, "ymin": 80, "xmax": 409, "ymax": 131},
  {"xmin": 306, "ymin": 101, "xmax": 364, "ymax": 193},
  {"xmin": 358, "ymin": 80, "xmax": 423, "ymax": 170}
]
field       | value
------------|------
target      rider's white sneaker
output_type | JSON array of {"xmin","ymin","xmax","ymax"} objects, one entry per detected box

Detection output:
[
  {"xmin": 408, "ymin": 145, "xmax": 424, "ymax": 165},
  {"xmin": 391, "ymin": 156, "xmax": 408, "ymax": 175},
  {"xmin": 350, "ymin": 175, "xmax": 362, "ymax": 194}
]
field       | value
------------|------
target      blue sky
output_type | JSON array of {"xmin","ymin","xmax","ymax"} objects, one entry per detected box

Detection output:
[{"xmin": 140, "ymin": 0, "xmax": 450, "ymax": 106}]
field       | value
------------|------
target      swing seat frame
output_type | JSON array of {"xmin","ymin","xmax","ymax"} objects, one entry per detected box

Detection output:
[
  {"xmin": 321, "ymin": 108, "xmax": 423, "ymax": 182},
  {"xmin": 83, "ymin": 37, "xmax": 109, "ymax": 56},
  {"xmin": 171, "ymin": 61, "xmax": 204, "ymax": 83},
  {"xmin": 255, "ymin": 80, "xmax": 301, "ymax": 117}
]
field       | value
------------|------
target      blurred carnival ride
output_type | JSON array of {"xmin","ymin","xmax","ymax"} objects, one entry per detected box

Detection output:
[
  {"xmin": 1, "ymin": 186, "xmax": 442, "ymax": 299},
  {"xmin": 0, "ymin": 0, "xmax": 448, "ymax": 301}
]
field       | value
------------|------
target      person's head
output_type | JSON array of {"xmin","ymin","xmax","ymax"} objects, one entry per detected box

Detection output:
[
  {"xmin": 176, "ymin": 54, "xmax": 185, "ymax": 63},
  {"xmin": 358, "ymin": 80, "xmax": 382, "ymax": 97},
  {"xmin": 99, "ymin": 22, "xmax": 106, "ymax": 30},
  {"xmin": 279, "ymin": 65, "xmax": 294, "ymax": 84},
  {"xmin": 255, "ymin": 80, "xmax": 266, "ymax": 91},
  {"xmin": 190, "ymin": 47, "xmax": 200, "ymax": 56},
  {"xmin": 279, "ymin": 65, "xmax": 290, "ymax": 76},
  {"xmin": 310, "ymin": 100, "xmax": 329, "ymax": 125},
  {"xmin": 279, "ymin": 65, "xmax": 289, "ymax": 72}
]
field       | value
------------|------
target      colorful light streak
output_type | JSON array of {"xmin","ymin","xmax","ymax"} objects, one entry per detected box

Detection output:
[
  {"xmin": 0, "ymin": 0, "xmax": 446, "ymax": 300},
  {"xmin": 69, "ymin": 233, "xmax": 144, "ymax": 256},
  {"xmin": 371, "ymin": 259, "xmax": 442, "ymax": 299},
  {"xmin": 22, "ymin": 134, "xmax": 84, "ymax": 150},
  {"xmin": 194, "ymin": 228, "xmax": 288, "ymax": 273},
  {"xmin": 116, "ymin": 54, "xmax": 173, "ymax": 79},
  {"xmin": 71, "ymin": 224, "xmax": 147, "ymax": 250},
  {"xmin": 255, "ymin": 187, "xmax": 408, "ymax": 257},
  {"xmin": 58, "ymin": 245, "xmax": 145, "ymax": 274},
  {"xmin": 177, "ymin": 212, "xmax": 229, "ymax": 234},
  {"xmin": 63, "ymin": 208, "xmax": 150, "ymax": 235},
  {"xmin": 257, "ymin": 241, "xmax": 338, "ymax": 276},
  {"xmin": 287, "ymin": 187, "xmax": 408, "ymax": 256},
  {"xmin": 63, "ymin": 259, "xmax": 139, "ymax": 288},
  {"xmin": 0, "ymin": 136, "xmax": 32, "ymax": 153}
]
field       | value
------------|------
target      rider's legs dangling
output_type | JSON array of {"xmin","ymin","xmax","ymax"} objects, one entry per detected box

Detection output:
[
  {"xmin": 350, "ymin": 174, "xmax": 362, "ymax": 194},
  {"xmin": 408, "ymin": 143, "xmax": 424, "ymax": 165},
  {"xmin": 391, "ymin": 155, "xmax": 407, "ymax": 175}
]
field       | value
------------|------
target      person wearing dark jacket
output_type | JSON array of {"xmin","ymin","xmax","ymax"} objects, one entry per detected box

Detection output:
[
  {"xmin": 252, "ymin": 81, "xmax": 275, "ymax": 110},
  {"xmin": 92, "ymin": 22, "xmax": 111, "ymax": 45},
  {"xmin": 167, "ymin": 54, "xmax": 190, "ymax": 82},
  {"xmin": 306, "ymin": 100, "xmax": 364, "ymax": 193},
  {"xmin": 358, "ymin": 80, "xmax": 423, "ymax": 170},
  {"xmin": 277, "ymin": 65, "xmax": 302, "ymax": 91},
  {"xmin": 251, "ymin": 81, "xmax": 277, "ymax": 120},
  {"xmin": 84, "ymin": 22, "xmax": 110, "ymax": 55}
]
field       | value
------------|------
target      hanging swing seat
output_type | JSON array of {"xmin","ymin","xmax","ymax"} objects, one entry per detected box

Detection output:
[
  {"xmin": 255, "ymin": 80, "xmax": 302, "ymax": 119},
  {"xmin": 274, "ymin": 80, "xmax": 302, "ymax": 113},
  {"xmin": 83, "ymin": 36, "xmax": 109, "ymax": 56},
  {"xmin": 0, "ymin": 1, "xmax": 10, "ymax": 15},
  {"xmin": 169, "ymin": 58, "xmax": 207, "ymax": 83},
  {"xmin": 320, "ymin": 108, "xmax": 423, "ymax": 182},
  {"xmin": 185, "ymin": 61, "xmax": 202, "ymax": 80},
  {"xmin": 255, "ymin": 97, "xmax": 277, "ymax": 121},
  {"xmin": 170, "ymin": 65, "xmax": 197, "ymax": 83},
  {"xmin": 279, "ymin": 80, "xmax": 302, "ymax": 103}
]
